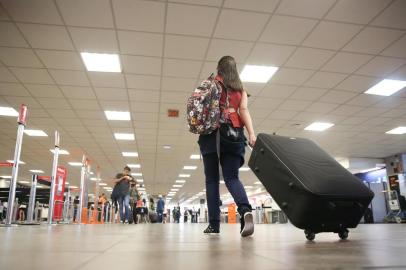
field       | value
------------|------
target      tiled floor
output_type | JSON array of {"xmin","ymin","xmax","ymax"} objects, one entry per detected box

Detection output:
[{"xmin": 1, "ymin": 223, "xmax": 406, "ymax": 270}]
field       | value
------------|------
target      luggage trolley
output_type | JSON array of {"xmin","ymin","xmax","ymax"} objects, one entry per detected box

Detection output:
[{"xmin": 384, "ymin": 190, "xmax": 405, "ymax": 224}]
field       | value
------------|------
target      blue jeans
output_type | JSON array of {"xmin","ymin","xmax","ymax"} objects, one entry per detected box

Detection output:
[
  {"xmin": 203, "ymin": 152, "xmax": 251, "ymax": 230},
  {"xmin": 157, "ymin": 210, "xmax": 163, "ymax": 223},
  {"xmin": 118, "ymin": 194, "xmax": 130, "ymax": 222}
]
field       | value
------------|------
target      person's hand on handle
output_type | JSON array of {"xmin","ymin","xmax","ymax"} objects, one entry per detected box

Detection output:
[{"xmin": 248, "ymin": 133, "xmax": 256, "ymax": 147}]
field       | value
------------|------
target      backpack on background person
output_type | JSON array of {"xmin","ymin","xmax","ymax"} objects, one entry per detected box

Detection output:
[{"xmin": 187, "ymin": 73, "xmax": 222, "ymax": 135}]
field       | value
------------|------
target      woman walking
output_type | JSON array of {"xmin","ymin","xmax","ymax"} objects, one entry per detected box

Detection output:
[{"xmin": 198, "ymin": 56, "xmax": 256, "ymax": 237}]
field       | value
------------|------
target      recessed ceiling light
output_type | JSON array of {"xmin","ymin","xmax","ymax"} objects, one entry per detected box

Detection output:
[
  {"xmin": 365, "ymin": 79, "xmax": 406, "ymax": 96},
  {"xmin": 183, "ymin": 166, "xmax": 197, "ymax": 170},
  {"xmin": 6, "ymin": 160, "xmax": 25, "ymax": 164},
  {"xmin": 68, "ymin": 162, "xmax": 82, "ymax": 166},
  {"xmin": 70, "ymin": 186, "xmax": 78, "ymax": 189},
  {"xmin": 114, "ymin": 133, "xmax": 135, "ymax": 140},
  {"xmin": 240, "ymin": 65, "xmax": 279, "ymax": 83},
  {"xmin": 104, "ymin": 111, "xmax": 131, "ymax": 121},
  {"xmin": 18, "ymin": 180, "xmax": 30, "ymax": 184},
  {"xmin": 50, "ymin": 149, "xmax": 69, "ymax": 155},
  {"xmin": 24, "ymin": 129, "xmax": 48, "ymax": 137},
  {"xmin": 220, "ymin": 180, "xmax": 225, "ymax": 184},
  {"xmin": 90, "ymin": 172, "xmax": 94, "ymax": 175},
  {"xmin": 190, "ymin": 154, "xmax": 200, "ymax": 160},
  {"xmin": 90, "ymin": 177, "xmax": 98, "ymax": 181},
  {"xmin": 175, "ymin": 180, "xmax": 186, "ymax": 183},
  {"xmin": 136, "ymin": 179, "xmax": 143, "ymax": 183},
  {"xmin": 171, "ymin": 188, "xmax": 179, "ymax": 191},
  {"xmin": 1, "ymin": 175, "xmax": 12, "ymax": 179},
  {"xmin": 29, "ymin": 169, "xmax": 44, "ymax": 173},
  {"xmin": 386, "ymin": 127, "xmax": 406, "ymax": 135},
  {"xmin": 0, "ymin": 106, "xmax": 18, "ymax": 117},
  {"xmin": 80, "ymin": 52, "xmax": 121, "ymax": 73},
  {"xmin": 173, "ymin": 184, "xmax": 182, "ymax": 188},
  {"xmin": 254, "ymin": 181, "xmax": 261, "ymax": 185},
  {"xmin": 239, "ymin": 167, "xmax": 250, "ymax": 172},
  {"xmin": 99, "ymin": 183, "xmax": 107, "ymax": 186},
  {"xmin": 244, "ymin": 185, "xmax": 253, "ymax": 188},
  {"xmin": 122, "ymin": 152, "xmax": 138, "ymax": 157},
  {"xmin": 163, "ymin": 145, "xmax": 171, "ymax": 149},
  {"xmin": 179, "ymin": 174, "xmax": 190, "ymax": 178},
  {"xmin": 131, "ymin": 173, "xmax": 142, "ymax": 177},
  {"xmin": 127, "ymin": 164, "xmax": 141, "ymax": 168},
  {"xmin": 304, "ymin": 122, "xmax": 334, "ymax": 131}
]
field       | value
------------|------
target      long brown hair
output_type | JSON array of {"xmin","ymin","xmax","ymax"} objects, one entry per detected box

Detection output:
[{"xmin": 217, "ymin": 56, "xmax": 243, "ymax": 92}]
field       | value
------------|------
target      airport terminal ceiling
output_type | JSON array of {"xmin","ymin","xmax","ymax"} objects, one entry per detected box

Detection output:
[{"xmin": 0, "ymin": 0, "xmax": 405, "ymax": 201}]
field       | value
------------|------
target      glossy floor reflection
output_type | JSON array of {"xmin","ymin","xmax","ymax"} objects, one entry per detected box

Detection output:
[{"xmin": 1, "ymin": 223, "xmax": 406, "ymax": 270}]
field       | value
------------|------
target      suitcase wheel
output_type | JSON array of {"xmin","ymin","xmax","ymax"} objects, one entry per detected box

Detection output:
[
  {"xmin": 338, "ymin": 229, "xmax": 349, "ymax": 240},
  {"xmin": 304, "ymin": 230, "xmax": 315, "ymax": 241}
]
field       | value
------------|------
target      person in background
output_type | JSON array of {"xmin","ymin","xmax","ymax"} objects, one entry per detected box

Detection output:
[
  {"xmin": 0, "ymin": 201, "xmax": 3, "ymax": 222},
  {"xmin": 129, "ymin": 183, "xmax": 139, "ymax": 224},
  {"xmin": 112, "ymin": 166, "xmax": 135, "ymax": 224},
  {"xmin": 98, "ymin": 193, "xmax": 107, "ymax": 205},
  {"xmin": 156, "ymin": 195, "xmax": 165, "ymax": 223},
  {"xmin": 184, "ymin": 208, "xmax": 188, "ymax": 223},
  {"xmin": 197, "ymin": 56, "xmax": 255, "ymax": 237}
]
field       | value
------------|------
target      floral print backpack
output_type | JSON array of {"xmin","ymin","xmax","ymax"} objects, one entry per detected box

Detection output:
[{"xmin": 187, "ymin": 74, "xmax": 222, "ymax": 135}]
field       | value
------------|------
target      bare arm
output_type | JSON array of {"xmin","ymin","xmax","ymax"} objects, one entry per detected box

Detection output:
[{"xmin": 239, "ymin": 90, "xmax": 256, "ymax": 147}]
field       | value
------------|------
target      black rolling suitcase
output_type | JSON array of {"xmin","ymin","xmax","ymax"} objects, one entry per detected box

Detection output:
[{"xmin": 248, "ymin": 134, "xmax": 374, "ymax": 241}]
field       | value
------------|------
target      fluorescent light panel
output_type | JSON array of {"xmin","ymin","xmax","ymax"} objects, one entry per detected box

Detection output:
[
  {"xmin": 175, "ymin": 180, "xmax": 186, "ymax": 183},
  {"xmin": 365, "ymin": 79, "xmax": 406, "ymax": 96},
  {"xmin": 163, "ymin": 145, "xmax": 171, "ymax": 149},
  {"xmin": 179, "ymin": 174, "xmax": 190, "ymax": 178},
  {"xmin": 131, "ymin": 173, "xmax": 142, "ymax": 176},
  {"xmin": 190, "ymin": 154, "xmax": 200, "ymax": 160},
  {"xmin": 173, "ymin": 185, "xmax": 182, "ymax": 188},
  {"xmin": 240, "ymin": 65, "xmax": 279, "ymax": 83},
  {"xmin": 68, "ymin": 162, "xmax": 82, "ymax": 166},
  {"xmin": 127, "ymin": 164, "xmax": 141, "ymax": 168},
  {"xmin": 0, "ymin": 106, "xmax": 18, "ymax": 117},
  {"xmin": 304, "ymin": 122, "xmax": 334, "ymax": 131},
  {"xmin": 6, "ymin": 160, "xmax": 25, "ymax": 164},
  {"xmin": 81, "ymin": 52, "xmax": 121, "ymax": 72},
  {"xmin": 50, "ymin": 149, "xmax": 69, "ymax": 155},
  {"xmin": 99, "ymin": 183, "xmax": 107, "ymax": 186},
  {"xmin": 122, "ymin": 152, "xmax": 138, "ymax": 157},
  {"xmin": 239, "ymin": 167, "xmax": 250, "ymax": 172},
  {"xmin": 114, "ymin": 133, "xmax": 135, "ymax": 140},
  {"xmin": 183, "ymin": 166, "xmax": 197, "ymax": 170},
  {"xmin": 24, "ymin": 129, "xmax": 48, "ymax": 137},
  {"xmin": 104, "ymin": 111, "xmax": 131, "ymax": 121},
  {"xmin": 19, "ymin": 181, "xmax": 30, "ymax": 184},
  {"xmin": 136, "ymin": 179, "xmax": 143, "ymax": 183},
  {"xmin": 386, "ymin": 127, "xmax": 406, "ymax": 135},
  {"xmin": 29, "ymin": 169, "xmax": 44, "ymax": 173}
]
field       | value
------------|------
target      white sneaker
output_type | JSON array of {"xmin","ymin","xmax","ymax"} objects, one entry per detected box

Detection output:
[{"xmin": 240, "ymin": 212, "xmax": 254, "ymax": 237}]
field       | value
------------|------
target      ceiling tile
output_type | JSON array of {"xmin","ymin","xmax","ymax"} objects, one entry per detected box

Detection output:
[
  {"xmin": 270, "ymin": 68, "xmax": 315, "ymax": 86},
  {"xmin": 133, "ymin": 112, "xmax": 159, "ymax": 122},
  {"xmin": 60, "ymin": 86, "xmax": 96, "ymax": 99},
  {"xmin": 276, "ymin": 0, "xmax": 335, "ymax": 19},
  {"xmin": 381, "ymin": 34, "xmax": 406, "ymax": 58},
  {"xmin": 388, "ymin": 65, "xmax": 406, "ymax": 81},
  {"xmin": 168, "ymin": 0, "xmax": 221, "ymax": 6},
  {"xmin": 164, "ymin": 35, "xmax": 209, "ymax": 60},
  {"xmin": 268, "ymin": 110, "xmax": 297, "ymax": 120},
  {"xmin": 259, "ymin": 84, "xmax": 297, "ymax": 98},
  {"xmin": 36, "ymin": 50, "xmax": 84, "ymax": 70},
  {"xmin": 325, "ymin": 0, "xmax": 391, "ymax": 24},
  {"xmin": 69, "ymin": 27, "xmax": 118, "ymax": 53},
  {"xmin": 260, "ymin": 15, "xmax": 318, "ymax": 45},
  {"xmin": 343, "ymin": 27, "xmax": 404, "ymax": 55},
  {"xmin": 285, "ymin": 47, "xmax": 335, "ymax": 70},
  {"xmin": 345, "ymin": 94, "xmax": 383, "ymax": 106},
  {"xmin": 88, "ymin": 72, "xmax": 125, "ymax": 88},
  {"xmin": 162, "ymin": 59, "xmax": 201, "ymax": 78},
  {"xmin": 335, "ymin": 75, "xmax": 382, "ymax": 93},
  {"xmin": 0, "ymin": 47, "xmax": 43, "ymax": 68},
  {"xmin": 132, "ymin": 102, "xmax": 159, "ymax": 113},
  {"xmin": 214, "ymin": 9, "xmax": 269, "ymax": 41},
  {"xmin": 18, "ymin": 23, "xmax": 74, "ymax": 50},
  {"xmin": 4, "ymin": 96, "xmax": 42, "ymax": 108},
  {"xmin": 371, "ymin": 0, "xmax": 406, "ymax": 29},
  {"xmin": 46, "ymin": 109, "xmax": 76, "ymax": 119},
  {"xmin": 318, "ymin": 90, "xmax": 357, "ymax": 104},
  {"xmin": 99, "ymin": 100, "xmax": 129, "ymax": 111},
  {"xmin": 118, "ymin": 31, "xmax": 163, "ymax": 57},
  {"xmin": 355, "ymin": 107, "xmax": 388, "ymax": 117},
  {"xmin": 113, "ymin": 0, "xmax": 165, "ymax": 32},
  {"xmin": 2, "ymin": 0, "xmax": 63, "ymax": 24},
  {"xmin": 290, "ymin": 87, "xmax": 328, "ymax": 101},
  {"xmin": 56, "ymin": 0, "xmax": 114, "ymax": 28},
  {"xmin": 160, "ymin": 91, "xmax": 189, "ymax": 103},
  {"xmin": 304, "ymin": 72, "xmax": 347, "ymax": 89},
  {"xmin": 305, "ymin": 102, "xmax": 338, "ymax": 114},
  {"xmin": 0, "ymin": 82, "xmax": 30, "ymax": 96},
  {"xmin": 166, "ymin": 3, "xmax": 219, "ymax": 37},
  {"xmin": 279, "ymin": 99, "xmax": 312, "ymax": 111},
  {"xmin": 94, "ymin": 87, "xmax": 128, "ymax": 101},
  {"xmin": 246, "ymin": 43, "xmax": 295, "ymax": 67},
  {"xmin": 121, "ymin": 55, "xmax": 161, "ymax": 76},
  {"xmin": 0, "ymin": 22, "xmax": 29, "ymax": 47},
  {"xmin": 10, "ymin": 67, "xmax": 53, "ymax": 84},
  {"xmin": 76, "ymin": 110, "xmax": 104, "ymax": 120},
  {"xmin": 25, "ymin": 84, "xmax": 63, "ymax": 98},
  {"xmin": 322, "ymin": 52, "xmax": 373, "ymax": 73},
  {"xmin": 224, "ymin": 0, "xmax": 278, "ymax": 12},
  {"xmin": 303, "ymin": 21, "xmax": 362, "ymax": 50},
  {"xmin": 37, "ymin": 97, "xmax": 72, "ymax": 109},
  {"xmin": 126, "ymin": 74, "xmax": 161, "ymax": 90},
  {"xmin": 69, "ymin": 99, "xmax": 100, "ymax": 110},
  {"xmin": 0, "ymin": 67, "xmax": 17, "ymax": 83},
  {"xmin": 339, "ymin": 116, "xmax": 368, "ymax": 124},
  {"xmin": 49, "ymin": 70, "xmax": 90, "ymax": 86},
  {"xmin": 161, "ymin": 77, "xmax": 196, "ymax": 92},
  {"xmin": 356, "ymin": 56, "xmax": 405, "ymax": 77},
  {"xmin": 128, "ymin": 89, "xmax": 160, "ymax": 103},
  {"xmin": 206, "ymin": 39, "xmax": 253, "ymax": 62}
]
